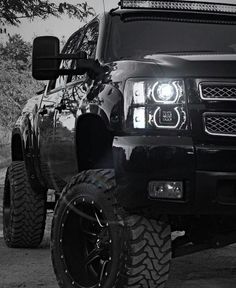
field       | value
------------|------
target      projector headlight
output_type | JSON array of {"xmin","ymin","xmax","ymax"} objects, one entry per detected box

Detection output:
[
  {"xmin": 124, "ymin": 78, "xmax": 187, "ymax": 130},
  {"xmin": 152, "ymin": 82, "xmax": 179, "ymax": 103}
]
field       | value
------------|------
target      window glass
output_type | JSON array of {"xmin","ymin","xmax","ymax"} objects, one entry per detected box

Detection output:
[
  {"xmin": 69, "ymin": 21, "xmax": 99, "ymax": 83},
  {"xmin": 106, "ymin": 16, "xmax": 236, "ymax": 61},
  {"xmin": 64, "ymin": 30, "xmax": 85, "ymax": 55},
  {"xmin": 46, "ymin": 21, "xmax": 99, "ymax": 88},
  {"xmin": 47, "ymin": 30, "xmax": 85, "ymax": 91},
  {"xmin": 59, "ymin": 30, "xmax": 85, "ymax": 85},
  {"xmin": 80, "ymin": 22, "xmax": 99, "ymax": 59}
]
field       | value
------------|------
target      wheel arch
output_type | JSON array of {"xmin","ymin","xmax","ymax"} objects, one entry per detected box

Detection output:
[
  {"xmin": 11, "ymin": 129, "xmax": 42, "ymax": 188},
  {"xmin": 11, "ymin": 131, "xmax": 24, "ymax": 161},
  {"xmin": 75, "ymin": 113, "xmax": 114, "ymax": 172}
]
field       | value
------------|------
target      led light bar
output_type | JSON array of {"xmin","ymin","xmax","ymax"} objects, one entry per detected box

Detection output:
[{"xmin": 120, "ymin": 0, "xmax": 236, "ymax": 14}]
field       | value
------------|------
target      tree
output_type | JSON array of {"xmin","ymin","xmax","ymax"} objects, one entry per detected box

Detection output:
[
  {"xmin": 0, "ymin": 34, "xmax": 31, "ymax": 65},
  {"xmin": 0, "ymin": 34, "xmax": 43, "ymax": 129},
  {"xmin": 0, "ymin": 1, "xmax": 94, "ymax": 26}
]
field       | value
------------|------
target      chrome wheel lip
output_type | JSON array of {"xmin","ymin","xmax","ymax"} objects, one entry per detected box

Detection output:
[{"xmin": 59, "ymin": 196, "xmax": 113, "ymax": 288}]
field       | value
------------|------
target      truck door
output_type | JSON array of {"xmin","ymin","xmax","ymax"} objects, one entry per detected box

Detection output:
[{"xmin": 38, "ymin": 22, "xmax": 99, "ymax": 187}]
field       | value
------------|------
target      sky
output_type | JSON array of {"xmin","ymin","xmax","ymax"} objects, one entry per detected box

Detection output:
[
  {"xmin": 3, "ymin": 0, "xmax": 236, "ymax": 43},
  {"xmin": 5, "ymin": 0, "xmax": 118, "ymax": 42}
]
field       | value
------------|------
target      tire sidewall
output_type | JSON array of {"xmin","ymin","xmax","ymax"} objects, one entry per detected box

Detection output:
[
  {"xmin": 3, "ymin": 166, "xmax": 12, "ymax": 245},
  {"xmin": 3, "ymin": 161, "xmax": 47, "ymax": 248},
  {"xmin": 51, "ymin": 181, "xmax": 125, "ymax": 288}
]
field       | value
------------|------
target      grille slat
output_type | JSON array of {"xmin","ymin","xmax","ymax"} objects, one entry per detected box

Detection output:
[
  {"xmin": 204, "ymin": 113, "xmax": 236, "ymax": 137},
  {"xmin": 200, "ymin": 83, "xmax": 236, "ymax": 100}
]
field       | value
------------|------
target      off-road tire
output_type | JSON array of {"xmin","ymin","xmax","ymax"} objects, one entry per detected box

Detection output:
[
  {"xmin": 3, "ymin": 161, "xmax": 47, "ymax": 248},
  {"xmin": 51, "ymin": 169, "xmax": 126, "ymax": 288},
  {"xmin": 51, "ymin": 169, "xmax": 171, "ymax": 288},
  {"xmin": 123, "ymin": 215, "xmax": 171, "ymax": 288}
]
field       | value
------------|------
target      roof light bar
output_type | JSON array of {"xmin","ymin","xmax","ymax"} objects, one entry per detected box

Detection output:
[{"xmin": 120, "ymin": 0, "xmax": 236, "ymax": 14}]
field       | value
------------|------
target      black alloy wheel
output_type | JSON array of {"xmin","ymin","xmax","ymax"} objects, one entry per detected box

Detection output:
[
  {"xmin": 51, "ymin": 169, "xmax": 172, "ymax": 288},
  {"xmin": 51, "ymin": 169, "xmax": 125, "ymax": 288},
  {"xmin": 59, "ymin": 200, "xmax": 113, "ymax": 288}
]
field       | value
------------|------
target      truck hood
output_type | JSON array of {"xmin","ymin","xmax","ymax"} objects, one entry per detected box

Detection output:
[{"xmin": 110, "ymin": 54, "xmax": 236, "ymax": 82}]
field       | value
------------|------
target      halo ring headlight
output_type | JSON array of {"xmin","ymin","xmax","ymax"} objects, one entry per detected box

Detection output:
[
  {"xmin": 152, "ymin": 82, "xmax": 179, "ymax": 104},
  {"xmin": 153, "ymin": 107, "xmax": 181, "ymax": 129}
]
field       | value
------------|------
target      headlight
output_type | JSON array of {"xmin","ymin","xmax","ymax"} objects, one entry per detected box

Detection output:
[
  {"xmin": 152, "ymin": 82, "xmax": 180, "ymax": 103},
  {"xmin": 124, "ymin": 78, "xmax": 187, "ymax": 130}
]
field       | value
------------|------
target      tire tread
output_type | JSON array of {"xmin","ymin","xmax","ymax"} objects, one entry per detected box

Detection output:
[
  {"xmin": 3, "ymin": 161, "xmax": 46, "ymax": 248},
  {"xmin": 51, "ymin": 169, "xmax": 171, "ymax": 288},
  {"xmin": 123, "ymin": 215, "xmax": 171, "ymax": 288}
]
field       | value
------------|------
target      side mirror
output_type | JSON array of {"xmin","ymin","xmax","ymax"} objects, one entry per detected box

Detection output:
[
  {"xmin": 32, "ymin": 36, "xmax": 60, "ymax": 80},
  {"xmin": 32, "ymin": 36, "xmax": 108, "ymax": 81}
]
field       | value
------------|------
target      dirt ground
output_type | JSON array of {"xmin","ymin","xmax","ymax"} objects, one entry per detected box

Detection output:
[{"xmin": 1, "ymin": 168, "xmax": 236, "ymax": 288}]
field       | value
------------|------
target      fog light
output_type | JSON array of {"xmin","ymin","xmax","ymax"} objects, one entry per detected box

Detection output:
[{"xmin": 148, "ymin": 181, "xmax": 183, "ymax": 199}]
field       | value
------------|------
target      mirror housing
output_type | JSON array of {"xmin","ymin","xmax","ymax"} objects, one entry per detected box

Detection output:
[
  {"xmin": 32, "ymin": 36, "xmax": 108, "ymax": 81},
  {"xmin": 32, "ymin": 36, "xmax": 60, "ymax": 80}
]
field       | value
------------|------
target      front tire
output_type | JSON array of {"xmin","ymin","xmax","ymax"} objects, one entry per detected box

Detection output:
[
  {"xmin": 124, "ymin": 215, "xmax": 171, "ymax": 288},
  {"xmin": 3, "ymin": 161, "xmax": 47, "ymax": 248},
  {"xmin": 51, "ymin": 169, "xmax": 171, "ymax": 288}
]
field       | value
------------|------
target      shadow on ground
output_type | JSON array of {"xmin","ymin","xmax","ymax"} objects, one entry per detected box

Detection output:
[{"xmin": 0, "ymin": 168, "xmax": 236, "ymax": 287}]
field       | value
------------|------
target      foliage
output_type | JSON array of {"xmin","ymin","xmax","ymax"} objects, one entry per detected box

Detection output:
[
  {"xmin": 0, "ymin": 34, "xmax": 43, "ymax": 130},
  {"xmin": 0, "ymin": 1, "xmax": 94, "ymax": 26},
  {"xmin": 0, "ymin": 34, "xmax": 31, "ymax": 67}
]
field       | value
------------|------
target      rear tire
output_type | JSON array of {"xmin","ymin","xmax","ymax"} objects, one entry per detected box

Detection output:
[
  {"xmin": 3, "ymin": 161, "xmax": 47, "ymax": 248},
  {"xmin": 51, "ymin": 169, "xmax": 171, "ymax": 288}
]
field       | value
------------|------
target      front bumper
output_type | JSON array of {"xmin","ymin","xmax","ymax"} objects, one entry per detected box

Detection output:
[{"xmin": 112, "ymin": 136, "xmax": 236, "ymax": 214}]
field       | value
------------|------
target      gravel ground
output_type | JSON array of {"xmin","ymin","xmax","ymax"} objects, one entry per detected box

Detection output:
[{"xmin": 1, "ymin": 167, "xmax": 236, "ymax": 288}]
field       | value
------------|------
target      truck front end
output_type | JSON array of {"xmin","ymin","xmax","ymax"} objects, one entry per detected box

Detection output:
[{"xmin": 105, "ymin": 1, "xmax": 236, "ymax": 217}]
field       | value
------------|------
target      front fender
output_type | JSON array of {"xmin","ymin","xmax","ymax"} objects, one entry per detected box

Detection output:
[
  {"xmin": 12, "ymin": 94, "xmax": 42, "ymax": 161},
  {"xmin": 79, "ymin": 83, "xmax": 123, "ymax": 131}
]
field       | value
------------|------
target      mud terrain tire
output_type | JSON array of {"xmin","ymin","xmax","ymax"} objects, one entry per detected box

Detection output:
[
  {"xmin": 124, "ymin": 215, "xmax": 171, "ymax": 288},
  {"xmin": 51, "ymin": 169, "xmax": 171, "ymax": 288},
  {"xmin": 3, "ymin": 161, "xmax": 47, "ymax": 248}
]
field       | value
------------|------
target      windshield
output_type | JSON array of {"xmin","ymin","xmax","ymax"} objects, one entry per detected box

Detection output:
[{"xmin": 105, "ymin": 15, "xmax": 236, "ymax": 61}]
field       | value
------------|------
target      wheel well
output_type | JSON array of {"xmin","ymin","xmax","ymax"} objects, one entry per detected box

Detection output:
[
  {"xmin": 76, "ymin": 115, "xmax": 114, "ymax": 171},
  {"xmin": 11, "ymin": 134, "xmax": 24, "ymax": 161}
]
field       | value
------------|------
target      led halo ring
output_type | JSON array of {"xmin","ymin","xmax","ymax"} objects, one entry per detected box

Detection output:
[
  {"xmin": 153, "ymin": 107, "xmax": 181, "ymax": 129},
  {"xmin": 152, "ymin": 82, "xmax": 179, "ymax": 104}
]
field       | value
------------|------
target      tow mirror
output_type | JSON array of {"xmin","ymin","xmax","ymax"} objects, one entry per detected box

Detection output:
[
  {"xmin": 32, "ymin": 36, "xmax": 60, "ymax": 80},
  {"xmin": 32, "ymin": 36, "xmax": 108, "ymax": 81}
]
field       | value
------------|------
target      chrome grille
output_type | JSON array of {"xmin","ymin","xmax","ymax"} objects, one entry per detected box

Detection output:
[
  {"xmin": 204, "ymin": 113, "xmax": 236, "ymax": 137},
  {"xmin": 200, "ymin": 83, "xmax": 236, "ymax": 101}
]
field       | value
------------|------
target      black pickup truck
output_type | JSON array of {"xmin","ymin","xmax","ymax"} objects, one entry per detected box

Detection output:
[{"xmin": 3, "ymin": 0, "xmax": 236, "ymax": 287}]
